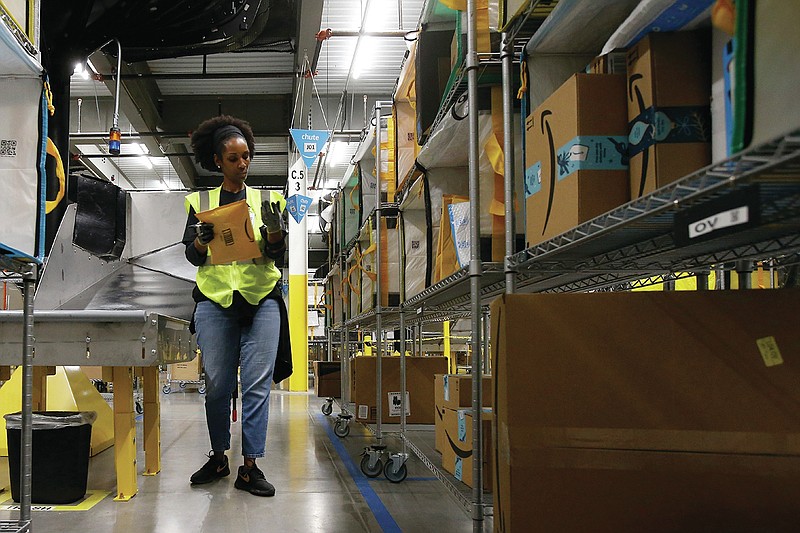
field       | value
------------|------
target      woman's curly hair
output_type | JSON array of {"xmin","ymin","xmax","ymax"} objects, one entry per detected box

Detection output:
[{"xmin": 190, "ymin": 115, "xmax": 256, "ymax": 172}]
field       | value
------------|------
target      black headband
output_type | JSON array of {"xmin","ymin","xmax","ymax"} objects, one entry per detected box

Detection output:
[{"xmin": 213, "ymin": 125, "xmax": 245, "ymax": 153}]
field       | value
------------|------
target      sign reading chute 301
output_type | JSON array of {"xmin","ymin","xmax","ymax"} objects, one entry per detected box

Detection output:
[{"xmin": 289, "ymin": 128, "xmax": 330, "ymax": 168}]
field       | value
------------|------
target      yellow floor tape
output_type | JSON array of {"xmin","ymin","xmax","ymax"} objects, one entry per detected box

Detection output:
[{"xmin": 0, "ymin": 489, "xmax": 111, "ymax": 512}]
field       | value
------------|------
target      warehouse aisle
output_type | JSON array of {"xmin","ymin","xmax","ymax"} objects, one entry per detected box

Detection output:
[{"xmin": 0, "ymin": 390, "xmax": 488, "ymax": 532}]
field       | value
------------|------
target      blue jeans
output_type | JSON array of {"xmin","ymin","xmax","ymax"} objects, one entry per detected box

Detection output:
[{"xmin": 194, "ymin": 298, "xmax": 280, "ymax": 458}]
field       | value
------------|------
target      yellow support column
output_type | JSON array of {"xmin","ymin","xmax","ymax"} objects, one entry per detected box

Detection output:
[
  {"xmin": 142, "ymin": 366, "xmax": 161, "ymax": 476},
  {"xmin": 443, "ymin": 321, "xmax": 452, "ymax": 373},
  {"xmin": 287, "ymin": 157, "xmax": 309, "ymax": 392},
  {"xmin": 113, "ymin": 366, "xmax": 137, "ymax": 501}
]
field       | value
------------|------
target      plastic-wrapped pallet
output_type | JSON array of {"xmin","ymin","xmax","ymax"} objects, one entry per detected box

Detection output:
[
  {"xmin": 340, "ymin": 165, "xmax": 362, "ymax": 248},
  {"xmin": 358, "ymin": 222, "xmax": 374, "ymax": 313},
  {"xmin": 399, "ymin": 177, "xmax": 430, "ymax": 301},
  {"xmin": 0, "ymin": 27, "xmax": 47, "ymax": 260},
  {"xmin": 327, "ymin": 264, "xmax": 343, "ymax": 327},
  {"xmin": 416, "ymin": 90, "xmax": 526, "ymax": 280},
  {"xmin": 344, "ymin": 245, "xmax": 361, "ymax": 320},
  {"xmin": 394, "ymin": 39, "xmax": 420, "ymax": 190}
]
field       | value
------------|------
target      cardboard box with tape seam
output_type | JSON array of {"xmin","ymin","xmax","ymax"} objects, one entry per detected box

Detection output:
[
  {"xmin": 524, "ymin": 73, "xmax": 630, "ymax": 249},
  {"xmin": 627, "ymin": 30, "xmax": 711, "ymax": 198},
  {"xmin": 491, "ymin": 290, "xmax": 800, "ymax": 533}
]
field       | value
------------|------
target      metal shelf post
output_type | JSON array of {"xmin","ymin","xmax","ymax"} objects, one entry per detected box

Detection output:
[
  {"xmin": 19, "ymin": 267, "xmax": 36, "ymax": 525},
  {"xmin": 502, "ymin": 31, "xmax": 517, "ymax": 295},
  {"xmin": 466, "ymin": 0, "xmax": 485, "ymax": 527}
]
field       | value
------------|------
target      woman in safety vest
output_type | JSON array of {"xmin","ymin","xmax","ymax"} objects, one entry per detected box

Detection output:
[{"xmin": 182, "ymin": 115, "xmax": 288, "ymax": 497}]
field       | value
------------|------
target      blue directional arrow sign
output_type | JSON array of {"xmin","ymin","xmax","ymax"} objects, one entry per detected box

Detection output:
[
  {"xmin": 286, "ymin": 193, "xmax": 313, "ymax": 224},
  {"xmin": 290, "ymin": 128, "xmax": 330, "ymax": 168}
]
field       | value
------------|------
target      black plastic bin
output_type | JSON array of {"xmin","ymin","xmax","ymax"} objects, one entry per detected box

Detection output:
[{"xmin": 4, "ymin": 411, "xmax": 96, "ymax": 504}]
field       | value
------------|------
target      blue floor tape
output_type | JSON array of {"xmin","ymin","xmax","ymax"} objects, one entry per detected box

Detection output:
[{"xmin": 317, "ymin": 413, "xmax": 402, "ymax": 533}]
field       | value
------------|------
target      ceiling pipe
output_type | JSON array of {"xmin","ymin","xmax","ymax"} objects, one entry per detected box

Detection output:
[
  {"xmin": 77, "ymin": 151, "xmax": 287, "ymax": 158},
  {"xmin": 69, "ymin": 130, "xmax": 364, "ymax": 139},
  {"xmin": 94, "ymin": 71, "xmax": 299, "ymax": 80}
]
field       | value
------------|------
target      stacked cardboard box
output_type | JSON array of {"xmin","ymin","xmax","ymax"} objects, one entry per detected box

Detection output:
[
  {"xmin": 352, "ymin": 356, "xmax": 448, "ymax": 424},
  {"xmin": 441, "ymin": 407, "xmax": 493, "ymax": 491},
  {"xmin": 434, "ymin": 374, "xmax": 493, "ymax": 453},
  {"xmin": 491, "ymin": 290, "xmax": 800, "ymax": 532}
]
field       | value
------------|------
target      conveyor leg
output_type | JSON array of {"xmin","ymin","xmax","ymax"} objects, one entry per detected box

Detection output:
[
  {"xmin": 113, "ymin": 366, "xmax": 138, "ymax": 501},
  {"xmin": 142, "ymin": 366, "xmax": 161, "ymax": 476},
  {"xmin": 31, "ymin": 366, "xmax": 51, "ymax": 410}
]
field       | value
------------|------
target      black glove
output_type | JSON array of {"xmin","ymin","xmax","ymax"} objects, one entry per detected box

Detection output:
[
  {"xmin": 194, "ymin": 222, "xmax": 215, "ymax": 245},
  {"xmin": 261, "ymin": 200, "xmax": 284, "ymax": 234}
]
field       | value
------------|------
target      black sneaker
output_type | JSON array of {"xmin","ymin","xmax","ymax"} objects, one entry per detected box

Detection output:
[
  {"xmin": 234, "ymin": 464, "xmax": 275, "ymax": 497},
  {"xmin": 190, "ymin": 452, "xmax": 230, "ymax": 484}
]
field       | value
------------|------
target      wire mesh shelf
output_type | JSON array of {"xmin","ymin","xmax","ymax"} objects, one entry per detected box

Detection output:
[{"xmin": 509, "ymin": 130, "xmax": 800, "ymax": 293}]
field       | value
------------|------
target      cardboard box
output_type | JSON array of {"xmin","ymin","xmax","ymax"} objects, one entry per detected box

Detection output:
[
  {"xmin": 441, "ymin": 374, "xmax": 493, "ymax": 410},
  {"xmin": 168, "ymin": 355, "xmax": 202, "ymax": 382},
  {"xmin": 491, "ymin": 291, "xmax": 800, "ymax": 533},
  {"xmin": 313, "ymin": 361, "xmax": 341, "ymax": 398},
  {"xmin": 353, "ymin": 356, "xmax": 448, "ymax": 424},
  {"xmin": 434, "ymin": 374, "xmax": 447, "ymax": 453},
  {"xmin": 524, "ymin": 74, "xmax": 629, "ymax": 248},
  {"xmin": 627, "ymin": 30, "xmax": 711, "ymax": 198},
  {"xmin": 587, "ymin": 50, "xmax": 627, "ymax": 74},
  {"xmin": 441, "ymin": 407, "xmax": 493, "ymax": 491}
]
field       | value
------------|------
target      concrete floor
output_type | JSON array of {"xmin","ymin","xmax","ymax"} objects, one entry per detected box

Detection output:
[{"xmin": 0, "ymin": 389, "xmax": 492, "ymax": 532}]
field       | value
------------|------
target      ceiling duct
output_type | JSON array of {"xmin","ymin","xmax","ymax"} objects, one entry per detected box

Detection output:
[{"xmin": 42, "ymin": 0, "xmax": 297, "ymax": 63}]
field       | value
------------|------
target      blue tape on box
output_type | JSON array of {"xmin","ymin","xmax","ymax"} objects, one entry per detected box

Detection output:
[
  {"xmin": 628, "ymin": 106, "xmax": 711, "ymax": 157},
  {"xmin": 524, "ymin": 161, "xmax": 542, "ymax": 198}
]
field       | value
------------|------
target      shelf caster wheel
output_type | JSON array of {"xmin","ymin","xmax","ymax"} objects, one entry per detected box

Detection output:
[
  {"xmin": 334, "ymin": 419, "xmax": 350, "ymax": 438},
  {"xmin": 321, "ymin": 398, "xmax": 333, "ymax": 416},
  {"xmin": 135, "ymin": 402, "xmax": 143, "ymax": 414},
  {"xmin": 383, "ymin": 457, "xmax": 408, "ymax": 483},
  {"xmin": 360, "ymin": 453, "xmax": 383, "ymax": 478},
  {"xmin": 162, "ymin": 385, "xmax": 171, "ymax": 394},
  {"xmin": 179, "ymin": 381, "xmax": 187, "ymax": 390},
  {"xmin": 198, "ymin": 384, "xmax": 206, "ymax": 394}
]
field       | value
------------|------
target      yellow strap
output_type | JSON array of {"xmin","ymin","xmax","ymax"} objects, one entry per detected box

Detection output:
[
  {"xmin": 358, "ymin": 244, "xmax": 377, "ymax": 282},
  {"xmin": 45, "ymin": 138, "xmax": 65, "ymax": 214},
  {"xmin": 43, "ymin": 80, "xmax": 55, "ymax": 116},
  {"xmin": 517, "ymin": 55, "xmax": 528, "ymax": 100},
  {"xmin": 349, "ymin": 183, "xmax": 361, "ymax": 212},
  {"xmin": 348, "ymin": 249, "xmax": 363, "ymax": 295}
]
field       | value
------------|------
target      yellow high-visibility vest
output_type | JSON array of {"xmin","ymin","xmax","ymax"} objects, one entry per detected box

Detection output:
[{"xmin": 184, "ymin": 186, "xmax": 286, "ymax": 308}]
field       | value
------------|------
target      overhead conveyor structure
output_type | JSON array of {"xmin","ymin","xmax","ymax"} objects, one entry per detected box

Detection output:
[{"xmin": 1, "ymin": 189, "xmax": 199, "ymax": 504}]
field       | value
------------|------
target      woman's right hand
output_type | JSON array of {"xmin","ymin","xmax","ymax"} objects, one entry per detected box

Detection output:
[{"xmin": 195, "ymin": 222, "xmax": 215, "ymax": 245}]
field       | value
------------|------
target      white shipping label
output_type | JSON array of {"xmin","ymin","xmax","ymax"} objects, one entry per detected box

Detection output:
[
  {"xmin": 448, "ymin": 202, "xmax": 472, "ymax": 268},
  {"xmin": 358, "ymin": 404, "xmax": 369, "ymax": 419},
  {"xmin": 688, "ymin": 206, "xmax": 749, "ymax": 239},
  {"xmin": 387, "ymin": 392, "xmax": 411, "ymax": 417}
]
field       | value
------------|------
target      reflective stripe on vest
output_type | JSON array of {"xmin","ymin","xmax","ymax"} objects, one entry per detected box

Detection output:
[{"xmin": 185, "ymin": 187, "xmax": 286, "ymax": 308}]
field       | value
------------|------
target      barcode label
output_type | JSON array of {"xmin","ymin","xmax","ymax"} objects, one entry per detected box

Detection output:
[
  {"xmin": 358, "ymin": 404, "xmax": 369, "ymax": 419},
  {"xmin": 222, "ymin": 228, "xmax": 234, "ymax": 246},
  {"xmin": 0, "ymin": 139, "xmax": 17, "ymax": 157}
]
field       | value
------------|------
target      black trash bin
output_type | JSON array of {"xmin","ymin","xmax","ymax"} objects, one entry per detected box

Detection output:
[{"xmin": 4, "ymin": 411, "xmax": 97, "ymax": 504}]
